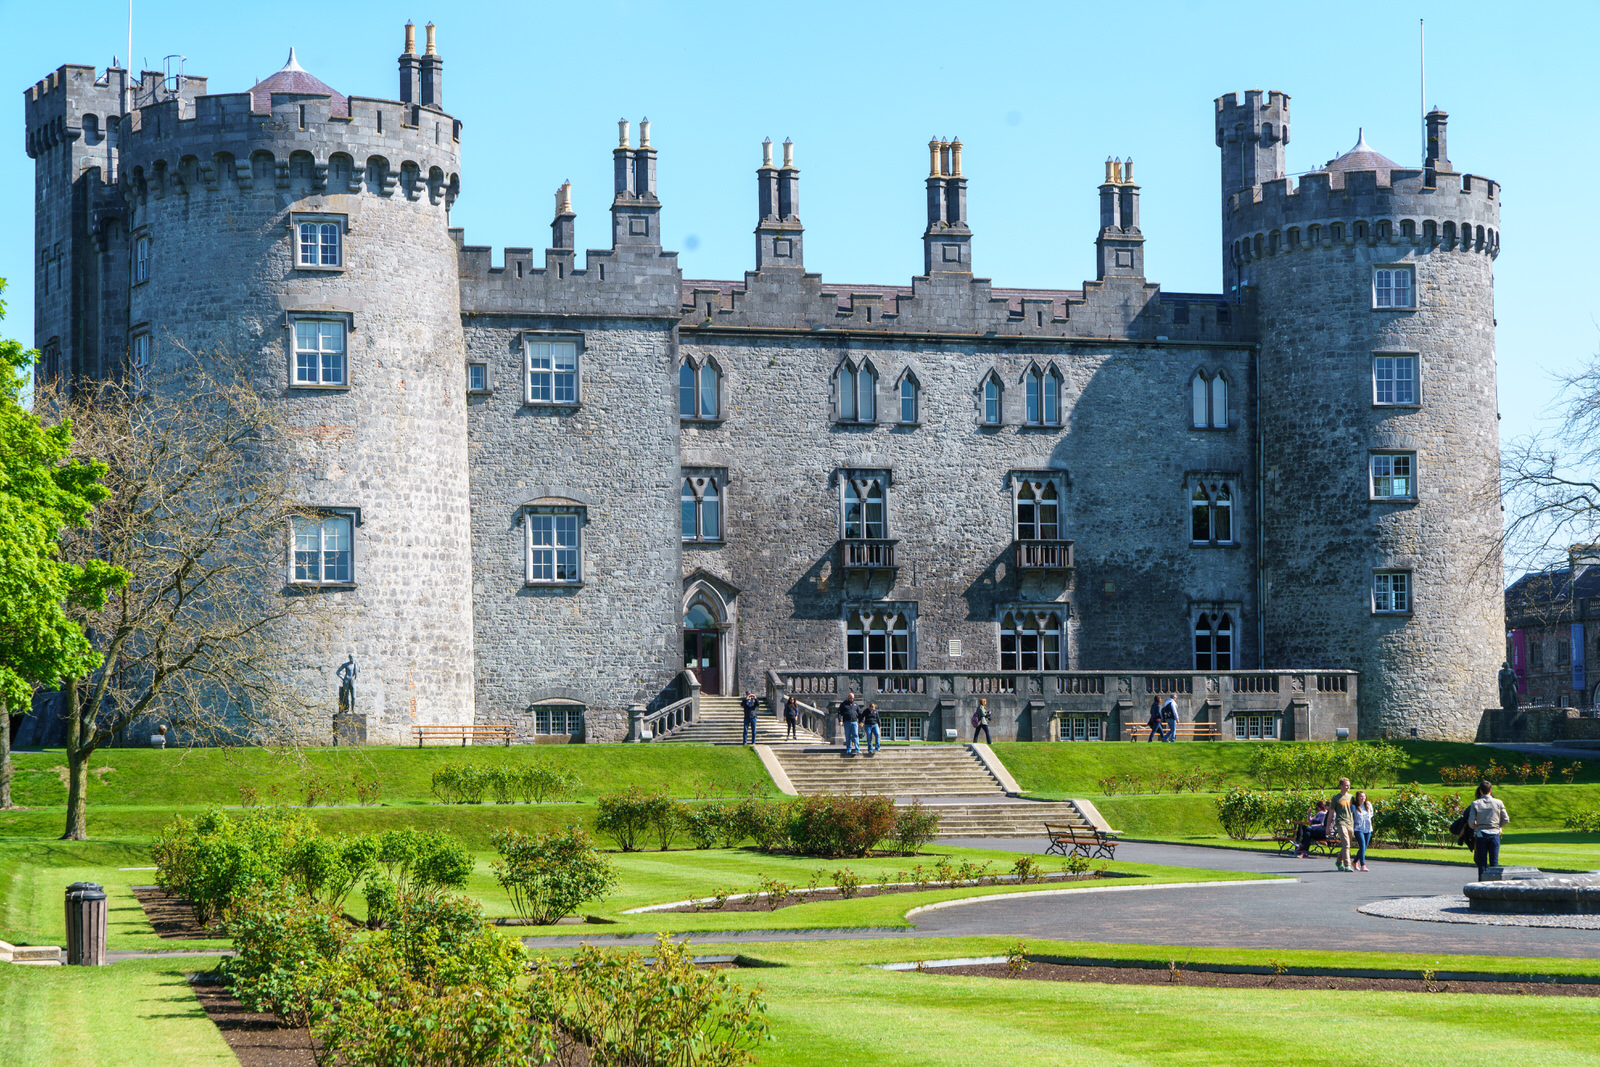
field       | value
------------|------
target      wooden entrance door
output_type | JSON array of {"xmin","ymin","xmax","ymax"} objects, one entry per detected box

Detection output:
[{"xmin": 684, "ymin": 629, "xmax": 721, "ymax": 695}]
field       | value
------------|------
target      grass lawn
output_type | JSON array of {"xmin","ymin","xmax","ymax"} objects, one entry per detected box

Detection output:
[
  {"xmin": 0, "ymin": 957, "xmax": 234, "ymax": 1067},
  {"xmin": 672, "ymin": 938, "xmax": 1600, "ymax": 1067},
  {"xmin": 3, "ymin": 744, "xmax": 776, "ymax": 810}
]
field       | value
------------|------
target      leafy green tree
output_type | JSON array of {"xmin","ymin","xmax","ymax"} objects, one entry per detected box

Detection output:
[{"xmin": 0, "ymin": 280, "xmax": 124, "ymax": 809}]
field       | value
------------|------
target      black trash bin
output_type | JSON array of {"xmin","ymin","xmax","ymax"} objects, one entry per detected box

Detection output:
[{"xmin": 64, "ymin": 881, "xmax": 108, "ymax": 966}]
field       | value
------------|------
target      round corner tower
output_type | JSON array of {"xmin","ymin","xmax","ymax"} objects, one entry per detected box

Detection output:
[
  {"xmin": 116, "ymin": 27, "xmax": 474, "ymax": 742},
  {"xmin": 1218, "ymin": 91, "xmax": 1502, "ymax": 740}
]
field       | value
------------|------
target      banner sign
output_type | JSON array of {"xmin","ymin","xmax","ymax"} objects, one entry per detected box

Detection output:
[
  {"xmin": 1574, "ymin": 623, "xmax": 1587, "ymax": 695},
  {"xmin": 1511, "ymin": 629, "xmax": 1528, "ymax": 693}
]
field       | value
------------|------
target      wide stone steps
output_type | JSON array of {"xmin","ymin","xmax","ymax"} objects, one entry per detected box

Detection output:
[
  {"xmin": 657, "ymin": 698, "xmax": 825, "ymax": 746},
  {"xmin": 772, "ymin": 746, "xmax": 1006, "ymax": 797},
  {"xmin": 912, "ymin": 801, "xmax": 1096, "ymax": 837}
]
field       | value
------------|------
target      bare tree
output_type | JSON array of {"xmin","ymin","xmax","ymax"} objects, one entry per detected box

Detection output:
[
  {"xmin": 38, "ymin": 349, "xmax": 326, "ymax": 839},
  {"xmin": 1500, "ymin": 348, "xmax": 1600, "ymax": 579}
]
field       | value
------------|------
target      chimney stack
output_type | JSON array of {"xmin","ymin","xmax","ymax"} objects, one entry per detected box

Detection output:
[
  {"xmin": 419, "ymin": 22, "xmax": 443, "ymax": 109},
  {"xmin": 399, "ymin": 21, "xmax": 420, "ymax": 104}
]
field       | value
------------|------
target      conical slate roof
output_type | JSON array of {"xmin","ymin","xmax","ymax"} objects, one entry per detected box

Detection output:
[
  {"xmin": 250, "ymin": 48, "xmax": 348, "ymax": 117},
  {"xmin": 1319, "ymin": 128, "xmax": 1399, "ymax": 177}
]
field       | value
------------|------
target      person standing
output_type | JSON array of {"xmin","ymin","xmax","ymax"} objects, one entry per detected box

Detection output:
[
  {"xmin": 1146, "ymin": 696, "xmax": 1162, "ymax": 742},
  {"xmin": 1159, "ymin": 695, "xmax": 1178, "ymax": 742},
  {"xmin": 838, "ymin": 691, "xmax": 863, "ymax": 756},
  {"xmin": 783, "ymin": 694, "xmax": 799, "ymax": 740},
  {"xmin": 1327, "ymin": 777, "xmax": 1356, "ymax": 871},
  {"xmin": 863, "ymin": 702, "xmax": 882, "ymax": 755},
  {"xmin": 972, "ymin": 698, "xmax": 992, "ymax": 744},
  {"xmin": 1467, "ymin": 780, "xmax": 1511, "ymax": 880},
  {"xmin": 1351, "ymin": 789, "xmax": 1374, "ymax": 872},
  {"xmin": 740, "ymin": 690, "xmax": 760, "ymax": 746}
]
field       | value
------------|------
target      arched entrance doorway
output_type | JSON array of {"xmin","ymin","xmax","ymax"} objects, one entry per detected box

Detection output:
[{"xmin": 684, "ymin": 602, "xmax": 723, "ymax": 695}]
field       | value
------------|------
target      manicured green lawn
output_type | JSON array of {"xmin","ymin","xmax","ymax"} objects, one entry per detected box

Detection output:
[
  {"xmin": 674, "ymin": 938, "xmax": 1600, "ymax": 1067},
  {"xmin": 0, "ymin": 957, "xmax": 235, "ymax": 1067},
  {"xmin": 4, "ymin": 743, "xmax": 776, "ymax": 810}
]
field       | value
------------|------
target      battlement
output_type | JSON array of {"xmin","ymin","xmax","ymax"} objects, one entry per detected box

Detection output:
[
  {"xmin": 117, "ymin": 88, "xmax": 460, "ymax": 209},
  {"xmin": 456, "ymin": 235, "xmax": 682, "ymax": 319},
  {"xmin": 1226, "ymin": 166, "xmax": 1500, "ymax": 266},
  {"xmin": 24, "ymin": 63, "xmax": 133, "ymax": 159}
]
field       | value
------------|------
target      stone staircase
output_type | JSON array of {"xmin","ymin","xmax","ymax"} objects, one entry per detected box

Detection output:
[
  {"xmin": 769, "ymin": 744, "xmax": 1108, "ymax": 838},
  {"xmin": 658, "ymin": 696, "xmax": 825, "ymax": 746}
]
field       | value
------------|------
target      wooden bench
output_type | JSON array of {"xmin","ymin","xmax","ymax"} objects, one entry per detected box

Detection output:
[
  {"xmin": 1043, "ymin": 822, "xmax": 1119, "ymax": 860},
  {"xmin": 412, "ymin": 724, "xmax": 515, "ymax": 747},
  {"xmin": 1274, "ymin": 822, "xmax": 1340, "ymax": 857},
  {"xmin": 1122, "ymin": 722, "xmax": 1223, "ymax": 741}
]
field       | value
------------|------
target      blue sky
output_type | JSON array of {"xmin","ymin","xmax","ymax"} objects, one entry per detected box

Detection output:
[{"xmin": 3, "ymin": 0, "xmax": 1597, "ymax": 450}]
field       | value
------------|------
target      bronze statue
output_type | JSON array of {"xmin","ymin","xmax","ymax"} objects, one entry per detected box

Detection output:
[
  {"xmin": 1497, "ymin": 661, "xmax": 1518, "ymax": 713},
  {"xmin": 337, "ymin": 655, "xmax": 358, "ymax": 714}
]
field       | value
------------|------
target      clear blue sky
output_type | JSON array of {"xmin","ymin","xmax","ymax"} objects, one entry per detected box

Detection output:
[{"xmin": 3, "ymin": 0, "xmax": 1596, "ymax": 451}]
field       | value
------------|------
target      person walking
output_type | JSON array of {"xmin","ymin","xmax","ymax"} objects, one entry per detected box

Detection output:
[
  {"xmin": 1159, "ymin": 695, "xmax": 1178, "ymax": 742},
  {"xmin": 1327, "ymin": 777, "xmax": 1356, "ymax": 871},
  {"xmin": 863, "ymin": 702, "xmax": 882, "ymax": 755},
  {"xmin": 971, "ymin": 698, "xmax": 992, "ymax": 744},
  {"xmin": 1145, "ymin": 696, "xmax": 1162, "ymax": 742},
  {"xmin": 740, "ymin": 690, "xmax": 760, "ymax": 745},
  {"xmin": 783, "ymin": 694, "xmax": 799, "ymax": 740},
  {"xmin": 1351, "ymin": 789, "xmax": 1374, "ymax": 872},
  {"xmin": 838, "ymin": 691, "xmax": 863, "ymax": 756},
  {"xmin": 1467, "ymin": 779, "xmax": 1511, "ymax": 880}
]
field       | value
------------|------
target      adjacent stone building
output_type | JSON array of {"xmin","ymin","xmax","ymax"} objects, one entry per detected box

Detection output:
[{"xmin": 23, "ymin": 30, "xmax": 1504, "ymax": 744}]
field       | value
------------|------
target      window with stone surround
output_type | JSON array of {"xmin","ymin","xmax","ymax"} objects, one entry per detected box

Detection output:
[
  {"xmin": 1373, "ymin": 354, "xmax": 1418, "ymax": 406},
  {"xmin": 1189, "ymin": 478, "xmax": 1235, "ymax": 545},
  {"xmin": 1193, "ymin": 610, "xmax": 1234, "ymax": 670},
  {"xmin": 532, "ymin": 702, "xmax": 584, "ymax": 737},
  {"xmin": 132, "ymin": 232, "xmax": 151, "ymax": 285},
  {"xmin": 290, "ymin": 509, "xmax": 356, "ymax": 586},
  {"xmin": 1060, "ymin": 714, "xmax": 1103, "ymax": 741},
  {"xmin": 293, "ymin": 213, "xmax": 345, "ymax": 270},
  {"xmin": 679, "ymin": 357, "xmax": 721, "ymax": 420},
  {"xmin": 999, "ymin": 608, "xmax": 1063, "ymax": 671},
  {"xmin": 1014, "ymin": 477, "xmax": 1062, "ymax": 541},
  {"xmin": 130, "ymin": 331, "xmax": 151, "ymax": 394},
  {"xmin": 898, "ymin": 372, "xmax": 920, "ymax": 425},
  {"xmin": 1370, "ymin": 453, "xmax": 1416, "ymax": 500},
  {"xmin": 841, "ymin": 476, "xmax": 888, "ymax": 539},
  {"xmin": 838, "ymin": 359, "xmax": 877, "ymax": 423},
  {"xmin": 982, "ymin": 372, "xmax": 1004, "ymax": 426},
  {"xmin": 524, "ymin": 506, "xmax": 583, "ymax": 585},
  {"xmin": 1373, "ymin": 570, "xmax": 1411, "ymax": 614},
  {"xmin": 1234, "ymin": 713, "xmax": 1278, "ymax": 740},
  {"xmin": 846, "ymin": 606, "xmax": 914, "ymax": 671},
  {"xmin": 290, "ymin": 316, "xmax": 348, "ymax": 388},
  {"xmin": 467, "ymin": 361, "xmax": 490, "ymax": 395},
  {"xmin": 525, "ymin": 336, "xmax": 580, "ymax": 406},
  {"xmin": 1373, "ymin": 266, "xmax": 1414, "ymax": 309},
  {"xmin": 1024, "ymin": 364, "xmax": 1063, "ymax": 427},
  {"xmin": 681, "ymin": 470, "xmax": 724, "ymax": 543},
  {"xmin": 1190, "ymin": 370, "xmax": 1229, "ymax": 428}
]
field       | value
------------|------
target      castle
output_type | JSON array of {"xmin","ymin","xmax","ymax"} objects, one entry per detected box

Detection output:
[{"xmin": 22, "ymin": 25, "xmax": 1504, "ymax": 745}]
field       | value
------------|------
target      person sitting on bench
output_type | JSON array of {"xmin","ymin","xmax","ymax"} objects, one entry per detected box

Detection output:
[{"xmin": 1294, "ymin": 801, "xmax": 1328, "ymax": 858}]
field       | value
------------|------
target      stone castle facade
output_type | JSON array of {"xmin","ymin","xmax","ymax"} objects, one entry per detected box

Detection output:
[{"xmin": 23, "ymin": 27, "xmax": 1504, "ymax": 744}]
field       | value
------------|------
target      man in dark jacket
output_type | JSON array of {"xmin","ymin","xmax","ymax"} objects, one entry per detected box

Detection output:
[
  {"xmin": 862, "ymin": 702, "xmax": 882, "ymax": 755},
  {"xmin": 740, "ymin": 691, "xmax": 760, "ymax": 745},
  {"xmin": 838, "ymin": 691, "xmax": 863, "ymax": 756}
]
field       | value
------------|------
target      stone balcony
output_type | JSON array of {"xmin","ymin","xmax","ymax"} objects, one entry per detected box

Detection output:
[
  {"xmin": 839, "ymin": 538, "xmax": 898, "ymax": 573},
  {"xmin": 1014, "ymin": 539, "xmax": 1074, "ymax": 572}
]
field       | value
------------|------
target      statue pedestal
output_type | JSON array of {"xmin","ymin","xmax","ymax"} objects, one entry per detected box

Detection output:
[{"xmin": 333, "ymin": 712, "xmax": 367, "ymax": 747}]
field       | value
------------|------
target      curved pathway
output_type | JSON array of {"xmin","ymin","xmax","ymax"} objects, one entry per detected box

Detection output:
[{"xmin": 520, "ymin": 839, "xmax": 1600, "ymax": 960}]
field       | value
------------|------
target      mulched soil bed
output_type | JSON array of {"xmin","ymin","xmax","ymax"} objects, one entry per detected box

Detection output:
[
  {"xmin": 132, "ymin": 886, "xmax": 222, "ymax": 940},
  {"xmin": 921, "ymin": 961, "xmax": 1600, "ymax": 997},
  {"xmin": 192, "ymin": 983, "xmax": 320, "ymax": 1067},
  {"xmin": 658, "ymin": 873, "xmax": 1112, "ymax": 914}
]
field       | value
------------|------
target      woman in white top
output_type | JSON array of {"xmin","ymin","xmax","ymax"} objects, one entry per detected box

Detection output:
[
  {"xmin": 1351, "ymin": 790, "xmax": 1374, "ymax": 872},
  {"xmin": 1466, "ymin": 780, "xmax": 1511, "ymax": 880}
]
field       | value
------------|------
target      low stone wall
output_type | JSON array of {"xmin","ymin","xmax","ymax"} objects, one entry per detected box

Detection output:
[{"xmin": 1476, "ymin": 706, "xmax": 1600, "ymax": 744}]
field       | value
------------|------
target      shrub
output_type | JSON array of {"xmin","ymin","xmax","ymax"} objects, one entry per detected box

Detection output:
[
  {"xmin": 1215, "ymin": 787, "xmax": 1270, "ymax": 840},
  {"xmin": 1564, "ymin": 811, "xmax": 1600, "ymax": 833},
  {"xmin": 648, "ymin": 797, "xmax": 687, "ymax": 851},
  {"xmin": 491, "ymin": 827, "xmax": 617, "ymax": 925},
  {"xmin": 681, "ymin": 800, "xmax": 737, "ymax": 850},
  {"xmin": 533, "ymin": 934, "xmax": 769, "ymax": 1067},
  {"xmin": 1010, "ymin": 855, "xmax": 1041, "ymax": 884},
  {"xmin": 1562, "ymin": 761, "xmax": 1582, "ymax": 784},
  {"xmin": 282, "ymin": 832, "xmax": 375, "ymax": 911},
  {"xmin": 152, "ymin": 809, "xmax": 319, "ymax": 927},
  {"xmin": 370, "ymin": 828, "xmax": 473, "ymax": 913},
  {"xmin": 351, "ymin": 774, "xmax": 383, "ymax": 806},
  {"xmin": 786, "ymin": 794, "xmax": 896, "ymax": 857},
  {"xmin": 733, "ymin": 798, "xmax": 791, "ymax": 852},
  {"xmin": 1249, "ymin": 741, "xmax": 1404, "ymax": 790},
  {"xmin": 1372, "ymin": 784, "xmax": 1450, "ymax": 847},
  {"xmin": 890, "ymin": 800, "xmax": 941, "ymax": 855},
  {"xmin": 518, "ymin": 766, "xmax": 581, "ymax": 804},
  {"xmin": 595, "ymin": 787, "xmax": 662, "ymax": 852},
  {"xmin": 431, "ymin": 764, "xmax": 491, "ymax": 805},
  {"xmin": 831, "ymin": 867, "xmax": 861, "ymax": 899},
  {"xmin": 756, "ymin": 875, "xmax": 791, "ymax": 910},
  {"xmin": 222, "ymin": 884, "xmax": 351, "ymax": 1028}
]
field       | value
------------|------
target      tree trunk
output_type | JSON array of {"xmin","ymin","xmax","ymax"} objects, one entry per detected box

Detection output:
[
  {"xmin": 62, "ymin": 678, "xmax": 89, "ymax": 841},
  {"xmin": 0, "ymin": 697, "xmax": 13, "ymax": 810}
]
